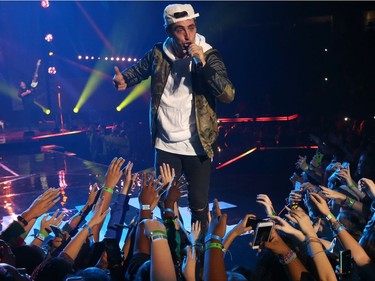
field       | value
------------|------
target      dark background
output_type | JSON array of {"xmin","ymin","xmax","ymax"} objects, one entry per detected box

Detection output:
[{"xmin": 0, "ymin": 1, "xmax": 375, "ymax": 128}]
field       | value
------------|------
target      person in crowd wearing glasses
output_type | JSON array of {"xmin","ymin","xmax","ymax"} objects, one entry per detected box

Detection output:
[{"xmin": 112, "ymin": 3, "xmax": 235, "ymax": 238}]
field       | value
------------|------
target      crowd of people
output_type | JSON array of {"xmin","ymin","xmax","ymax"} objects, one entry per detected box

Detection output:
[{"xmin": 0, "ymin": 129, "xmax": 374, "ymax": 280}]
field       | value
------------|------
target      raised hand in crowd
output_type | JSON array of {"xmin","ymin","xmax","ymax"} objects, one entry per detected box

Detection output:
[
  {"xmin": 263, "ymin": 228, "xmax": 312, "ymax": 281},
  {"xmin": 256, "ymin": 193, "xmax": 277, "ymax": 217},
  {"xmin": 143, "ymin": 218, "xmax": 176, "ymax": 281},
  {"xmin": 359, "ymin": 178, "xmax": 375, "ymax": 200},
  {"xmin": 286, "ymin": 205, "xmax": 337, "ymax": 281},
  {"xmin": 271, "ymin": 215, "xmax": 306, "ymax": 242},
  {"xmin": 222, "ymin": 213, "xmax": 254, "ymax": 253},
  {"xmin": 68, "ymin": 182, "xmax": 100, "ymax": 229},
  {"xmin": 61, "ymin": 196, "xmax": 110, "ymax": 262},
  {"xmin": 31, "ymin": 208, "xmax": 65, "ymax": 247},
  {"xmin": 121, "ymin": 160, "xmax": 137, "ymax": 195},
  {"xmin": 182, "ymin": 245, "xmax": 196, "ymax": 281},
  {"xmin": 204, "ymin": 198, "xmax": 227, "ymax": 281}
]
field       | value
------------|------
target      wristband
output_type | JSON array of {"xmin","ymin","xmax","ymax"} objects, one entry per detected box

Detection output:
[
  {"xmin": 348, "ymin": 184, "xmax": 355, "ymax": 190},
  {"xmin": 344, "ymin": 197, "xmax": 355, "ymax": 208},
  {"xmin": 204, "ymin": 234, "xmax": 222, "ymax": 244},
  {"xmin": 205, "ymin": 242, "xmax": 224, "ymax": 251},
  {"xmin": 149, "ymin": 230, "xmax": 167, "ymax": 238},
  {"xmin": 163, "ymin": 208, "xmax": 175, "ymax": 216},
  {"xmin": 36, "ymin": 233, "xmax": 46, "ymax": 242},
  {"xmin": 330, "ymin": 220, "xmax": 346, "ymax": 234},
  {"xmin": 82, "ymin": 224, "xmax": 92, "ymax": 237},
  {"xmin": 325, "ymin": 213, "xmax": 335, "ymax": 221},
  {"xmin": 279, "ymin": 249, "xmax": 297, "ymax": 265},
  {"xmin": 17, "ymin": 216, "xmax": 28, "ymax": 226},
  {"xmin": 39, "ymin": 230, "xmax": 49, "ymax": 238},
  {"xmin": 102, "ymin": 187, "xmax": 114, "ymax": 194},
  {"xmin": 150, "ymin": 234, "xmax": 168, "ymax": 242},
  {"xmin": 141, "ymin": 204, "xmax": 151, "ymax": 210}
]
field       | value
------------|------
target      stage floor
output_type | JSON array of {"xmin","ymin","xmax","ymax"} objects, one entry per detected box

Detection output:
[{"xmin": 0, "ymin": 128, "xmax": 315, "ymax": 272}]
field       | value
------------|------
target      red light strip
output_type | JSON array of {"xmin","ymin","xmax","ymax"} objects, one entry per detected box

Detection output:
[
  {"xmin": 216, "ymin": 147, "xmax": 257, "ymax": 170},
  {"xmin": 32, "ymin": 130, "xmax": 85, "ymax": 139},
  {"xmin": 218, "ymin": 113, "xmax": 299, "ymax": 123},
  {"xmin": 216, "ymin": 145, "xmax": 318, "ymax": 169}
]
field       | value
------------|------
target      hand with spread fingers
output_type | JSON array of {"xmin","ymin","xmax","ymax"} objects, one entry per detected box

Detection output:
[
  {"xmin": 139, "ymin": 171, "xmax": 162, "ymax": 211},
  {"xmin": 256, "ymin": 194, "xmax": 276, "ymax": 217},
  {"xmin": 40, "ymin": 208, "xmax": 65, "ymax": 233},
  {"xmin": 22, "ymin": 188, "xmax": 61, "ymax": 222},
  {"xmin": 270, "ymin": 216, "xmax": 305, "ymax": 242},
  {"xmin": 285, "ymin": 206, "xmax": 316, "ymax": 238},
  {"xmin": 104, "ymin": 157, "xmax": 126, "ymax": 190}
]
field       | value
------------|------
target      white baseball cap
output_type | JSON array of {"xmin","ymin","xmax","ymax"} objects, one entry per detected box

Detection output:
[{"xmin": 163, "ymin": 4, "xmax": 199, "ymax": 27}]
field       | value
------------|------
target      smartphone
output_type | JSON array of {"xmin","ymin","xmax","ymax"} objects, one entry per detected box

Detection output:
[
  {"xmin": 251, "ymin": 221, "xmax": 274, "ymax": 249},
  {"xmin": 340, "ymin": 249, "xmax": 351, "ymax": 276},
  {"xmin": 246, "ymin": 218, "xmax": 265, "ymax": 228}
]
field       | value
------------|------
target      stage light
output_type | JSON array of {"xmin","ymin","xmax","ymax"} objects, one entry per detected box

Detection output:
[
  {"xmin": 344, "ymin": 117, "xmax": 350, "ymax": 122},
  {"xmin": 48, "ymin": 67, "xmax": 56, "ymax": 75},
  {"xmin": 78, "ymin": 55, "xmax": 82, "ymax": 60},
  {"xmin": 105, "ymin": 57, "xmax": 108, "ymax": 60},
  {"xmin": 116, "ymin": 57, "xmax": 120, "ymax": 61},
  {"xmin": 133, "ymin": 58, "xmax": 137, "ymax": 62},
  {"xmin": 73, "ymin": 107, "xmax": 79, "ymax": 113},
  {"xmin": 127, "ymin": 58, "xmax": 132, "ymax": 62},
  {"xmin": 324, "ymin": 48, "xmax": 328, "ymax": 52},
  {"xmin": 116, "ymin": 77, "xmax": 150, "ymax": 111},
  {"xmin": 45, "ymin": 34, "xmax": 53, "ymax": 42},
  {"xmin": 85, "ymin": 56, "xmax": 89, "ymax": 60},
  {"xmin": 122, "ymin": 57, "xmax": 126, "ymax": 61},
  {"xmin": 324, "ymin": 77, "xmax": 328, "ymax": 81},
  {"xmin": 45, "ymin": 109, "xmax": 51, "ymax": 115},
  {"xmin": 41, "ymin": 0, "xmax": 49, "ymax": 8},
  {"xmin": 49, "ymin": 52, "xmax": 54, "ymax": 56},
  {"xmin": 110, "ymin": 57, "xmax": 114, "ymax": 61},
  {"xmin": 91, "ymin": 56, "xmax": 94, "ymax": 60}
]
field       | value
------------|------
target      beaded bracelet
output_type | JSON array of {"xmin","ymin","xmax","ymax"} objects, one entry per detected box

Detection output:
[
  {"xmin": 205, "ymin": 242, "xmax": 224, "ymax": 251},
  {"xmin": 330, "ymin": 220, "xmax": 346, "ymax": 234},
  {"xmin": 278, "ymin": 249, "xmax": 297, "ymax": 265},
  {"xmin": 102, "ymin": 187, "xmax": 114, "ymax": 194}
]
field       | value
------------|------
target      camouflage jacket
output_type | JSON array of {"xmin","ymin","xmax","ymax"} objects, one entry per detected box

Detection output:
[{"xmin": 121, "ymin": 43, "xmax": 235, "ymax": 158}]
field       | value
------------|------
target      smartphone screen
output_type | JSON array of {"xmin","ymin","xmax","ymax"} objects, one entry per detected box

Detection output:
[
  {"xmin": 340, "ymin": 249, "xmax": 351, "ymax": 275},
  {"xmin": 252, "ymin": 222, "xmax": 273, "ymax": 249}
]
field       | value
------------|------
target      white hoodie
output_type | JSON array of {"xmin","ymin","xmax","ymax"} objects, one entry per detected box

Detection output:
[{"xmin": 155, "ymin": 34, "xmax": 212, "ymax": 155}]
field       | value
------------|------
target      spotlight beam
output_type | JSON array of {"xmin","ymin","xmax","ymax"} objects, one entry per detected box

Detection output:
[{"xmin": 116, "ymin": 78, "xmax": 150, "ymax": 111}]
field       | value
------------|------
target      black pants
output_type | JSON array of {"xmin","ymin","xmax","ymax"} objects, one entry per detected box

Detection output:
[{"xmin": 155, "ymin": 149, "xmax": 211, "ymax": 228}]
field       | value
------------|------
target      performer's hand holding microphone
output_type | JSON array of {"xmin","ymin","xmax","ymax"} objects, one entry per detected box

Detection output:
[{"xmin": 186, "ymin": 43, "xmax": 204, "ymax": 68}]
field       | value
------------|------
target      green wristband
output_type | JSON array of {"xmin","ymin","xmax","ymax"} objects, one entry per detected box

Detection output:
[
  {"xmin": 39, "ymin": 230, "xmax": 49, "ymax": 238},
  {"xmin": 348, "ymin": 184, "xmax": 355, "ymax": 190},
  {"xmin": 149, "ymin": 230, "xmax": 167, "ymax": 238},
  {"xmin": 102, "ymin": 187, "xmax": 114, "ymax": 194},
  {"xmin": 205, "ymin": 242, "xmax": 224, "ymax": 251}
]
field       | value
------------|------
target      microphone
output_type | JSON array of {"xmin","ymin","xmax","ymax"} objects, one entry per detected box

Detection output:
[
  {"xmin": 185, "ymin": 44, "xmax": 202, "ymax": 68},
  {"xmin": 193, "ymin": 56, "xmax": 203, "ymax": 68}
]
